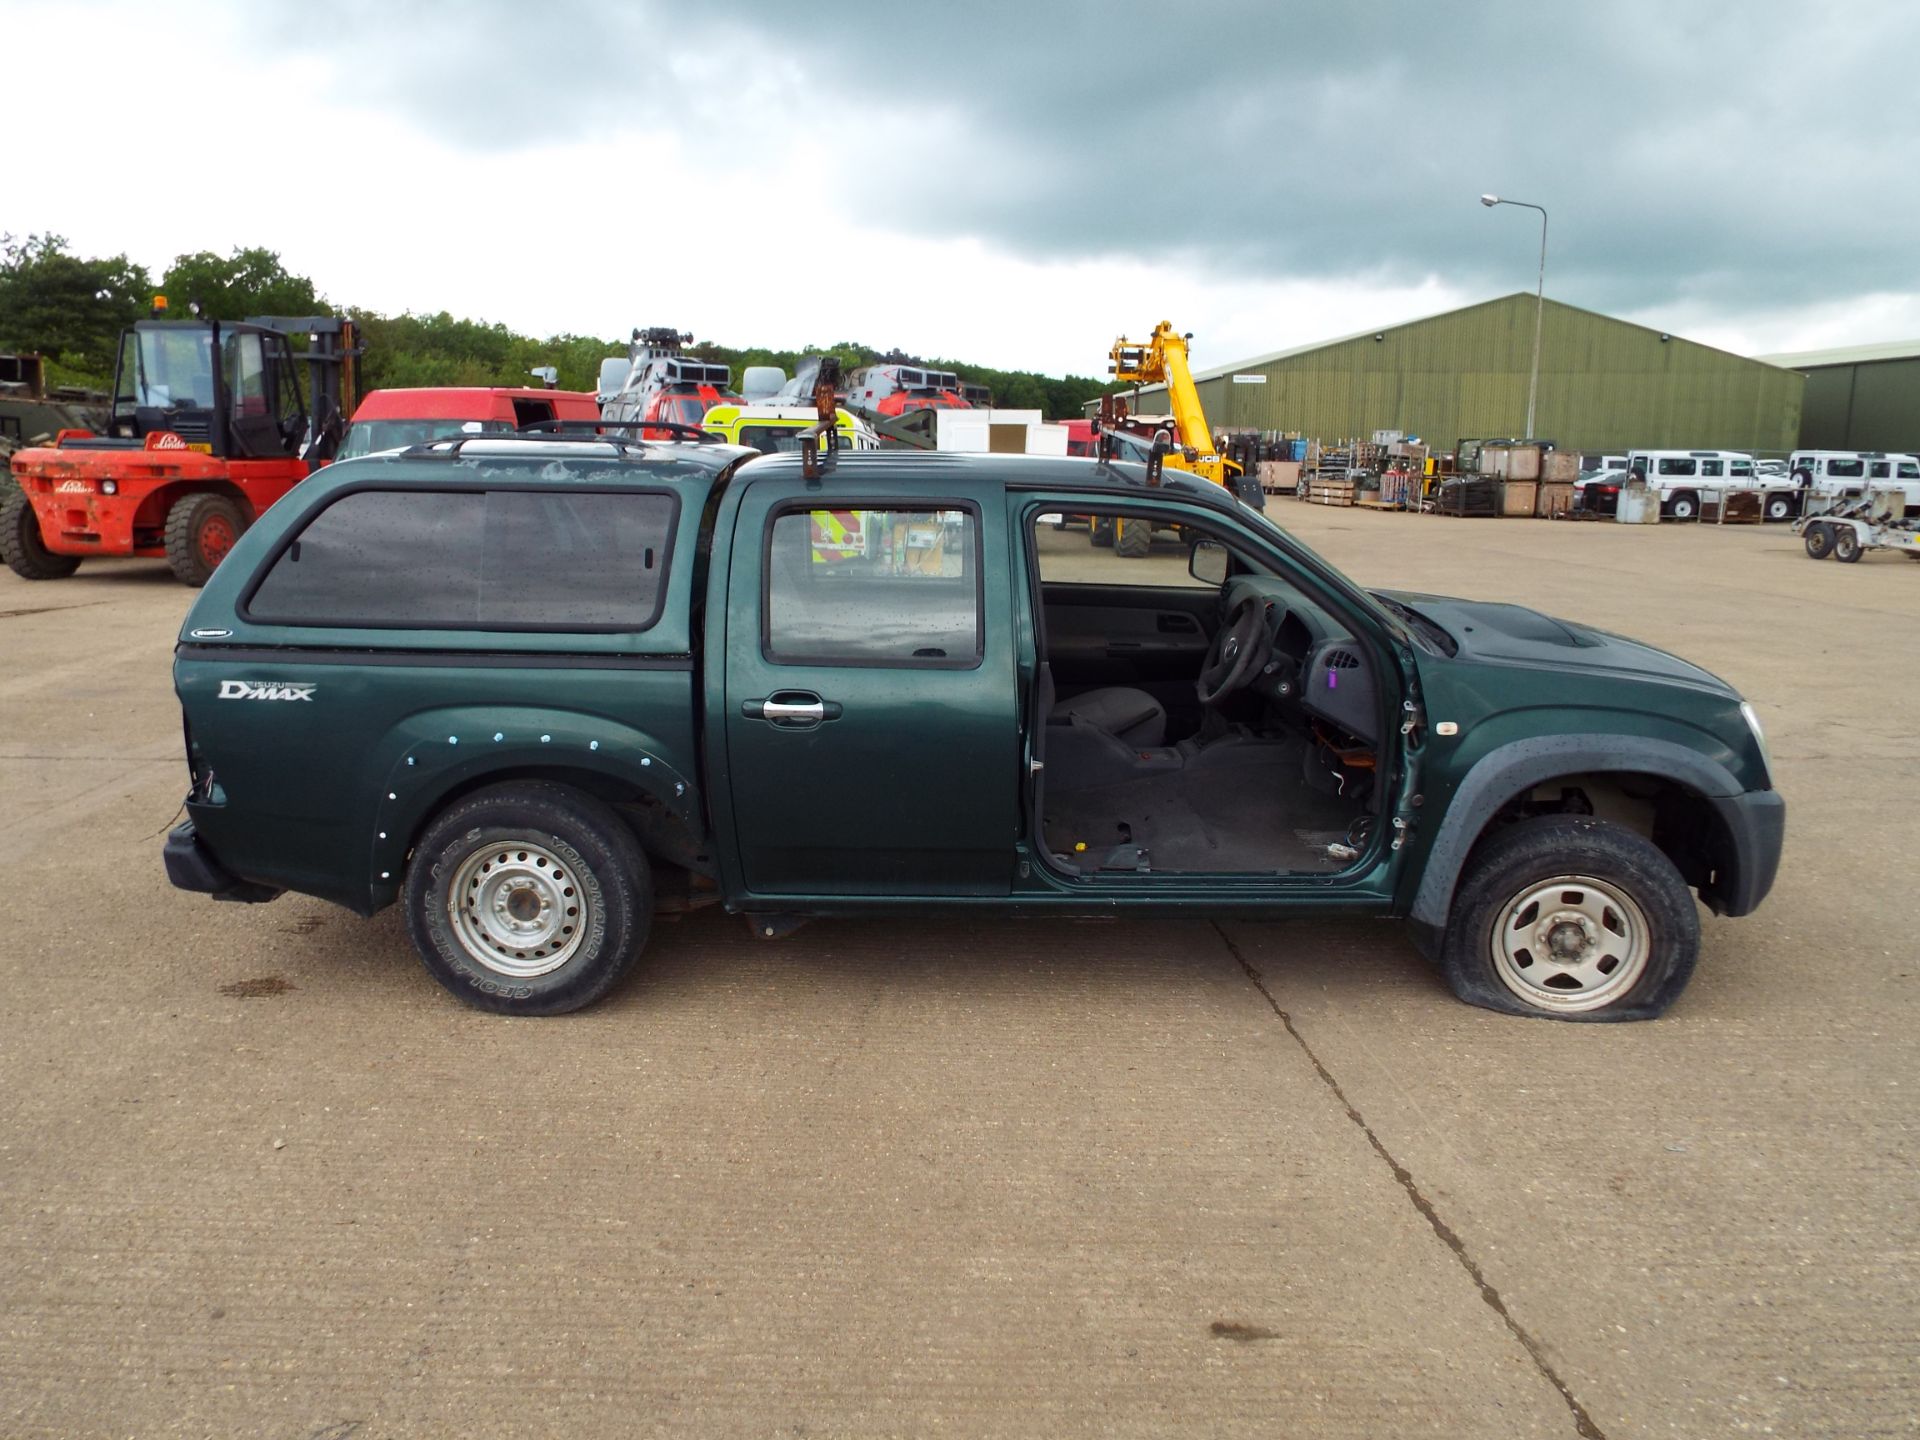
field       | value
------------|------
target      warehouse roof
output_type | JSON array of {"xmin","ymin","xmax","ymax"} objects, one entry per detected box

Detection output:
[
  {"xmin": 1755, "ymin": 339, "xmax": 1920, "ymax": 370},
  {"xmin": 1165, "ymin": 292, "xmax": 1776, "ymax": 387}
]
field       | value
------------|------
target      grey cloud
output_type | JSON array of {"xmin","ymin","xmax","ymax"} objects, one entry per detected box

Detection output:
[{"xmin": 260, "ymin": 0, "xmax": 1920, "ymax": 319}]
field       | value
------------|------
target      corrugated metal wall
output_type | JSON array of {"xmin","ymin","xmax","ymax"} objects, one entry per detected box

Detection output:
[
  {"xmin": 1796, "ymin": 359, "xmax": 1920, "ymax": 452},
  {"xmin": 1098, "ymin": 295, "xmax": 1803, "ymax": 455}
]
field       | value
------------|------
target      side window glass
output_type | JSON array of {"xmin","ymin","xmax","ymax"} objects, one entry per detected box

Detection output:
[
  {"xmin": 1659, "ymin": 458, "xmax": 1696, "ymax": 477},
  {"xmin": 1700, "ymin": 460, "xmax": 1723, "ymax": 477},
  {"xmin": 1831, "ymin": 459, "xmax": 1864, "ymax": 478},
  {"xmin": 223, "ymin": 331, "xmax": 268, "ymax": 416},
  {"xmin": 764, "ymin": 507, "xmax": 980, "ymax": 666},
  {"xmin": 1031, "ymin": 507, "xmax": 1219, "ymax": 588},
  {"xmin": 1870, "ymin": 462, "xmax": 1889, "ymax": 478},
  {"xmin": 247, "ymin": 489, "xmax": 675, "ymax": 629}
]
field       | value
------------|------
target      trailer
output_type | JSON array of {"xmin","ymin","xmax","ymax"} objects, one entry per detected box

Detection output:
[{"xmin": 1796, "ymin": 489, "xmax": 1920, "ymax": 564}]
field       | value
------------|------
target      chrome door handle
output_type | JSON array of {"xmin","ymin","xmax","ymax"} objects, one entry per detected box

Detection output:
[
  {"xmin": 763, "ymin": 699, "xmax": 825, "ymax": 723},
  {"xmin": 742, "ymin": 694, "xmax": 842, "ymax": 726}
]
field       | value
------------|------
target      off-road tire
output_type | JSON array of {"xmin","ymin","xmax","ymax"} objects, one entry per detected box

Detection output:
[
  {"xmin": 1089, "ymin": 516, "xmax": 1115, "ymax": 549},
  {"xmin": 406, "ymin": 782, "xmax": 652, "ymax": 1015},
  {"xmin": 1114, "ymin": 516, "xmax": 1152, "ymax": 558},
  {"xmin": 1832, "ymin": 526, "xmax": 1863, "ymax": 563},
  {"xmin": 1667, "ymin": 490, "xmax": 1699, "ymax": 521},
  {"xmin": 1, "ymin": 488, "xmax": 81, "ymax": 580},
  {"xmin": 1803, "ymin": 523, "xmax": 1834, "ymax": 560},
  {"xmin": 1439, "ymin": 815, "xmax": 1700, "ymax": 1022},
  {"xmin": 163, "ymin": 493, "xmax": 247, "ymax": 588},
  {"xmin": 1764, "ymin": 494, "xmax": 1794, "ymax": 522}
]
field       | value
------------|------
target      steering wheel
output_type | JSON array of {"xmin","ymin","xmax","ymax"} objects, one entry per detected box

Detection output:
[{"xmin": 1196, "ymin": 593, "xmax": 1274, "ymax": 706}]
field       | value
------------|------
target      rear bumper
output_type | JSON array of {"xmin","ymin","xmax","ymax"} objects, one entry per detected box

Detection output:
[
  {"xmin": 1704, "ymin": 789, "xmax": 1786, "ymax": 917},
  {"xmin": 163, "ymin": 820, "xmax": 282, "ymax": 903}
]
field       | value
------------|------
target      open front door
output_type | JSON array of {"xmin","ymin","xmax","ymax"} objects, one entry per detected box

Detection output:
[{"xmin": 720, "ymin": 476, "xmax": 1018, "ymax": 898}]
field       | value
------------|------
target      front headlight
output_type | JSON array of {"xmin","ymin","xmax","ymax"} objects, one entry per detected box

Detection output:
[{"xmin": 1739, "ymin": 701, "xmax": 1774, "ymax": 786}]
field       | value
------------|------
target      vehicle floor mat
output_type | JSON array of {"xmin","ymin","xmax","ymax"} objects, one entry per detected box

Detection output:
[{"xmin": 1041, "ymin": 740, "xmax": 1361, "ymax": 874}]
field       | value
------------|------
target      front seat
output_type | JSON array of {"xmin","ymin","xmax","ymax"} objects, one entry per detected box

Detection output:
[{"xmin": 1050, "ymin": 686, "xmax": 1166, "ymax": 748}]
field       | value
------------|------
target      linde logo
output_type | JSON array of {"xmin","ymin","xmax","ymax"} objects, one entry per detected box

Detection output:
[{"xmin": 217, "ymin": 680, "xmax": 317, "ymax": 702}]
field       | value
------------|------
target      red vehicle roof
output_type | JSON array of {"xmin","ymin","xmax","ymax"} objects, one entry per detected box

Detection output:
[{"xmin": 351, "ymin": 387, "xmax": 600, "ymax": 422}]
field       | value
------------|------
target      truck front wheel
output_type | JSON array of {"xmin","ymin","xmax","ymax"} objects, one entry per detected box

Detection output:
[
  {"xmin": 1439, "ymin": 816, "xmax": 1699, "ymax": 1021},
  {"xmin": 1, "ymin": 489, "xmax": 81, "ymax": 580},
  {"xmin": 164, "ymin": 493, "xmax": 248, "ymax": 587},
  {"xmin": 405, "ymin": 781, "xmax": 653, "ymax": 1015}
]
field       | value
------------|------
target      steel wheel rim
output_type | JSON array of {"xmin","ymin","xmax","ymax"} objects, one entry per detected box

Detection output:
[
  {"xmin": 199, "ymin": 515, "xmax": 235, "ymax": 566},
  {"xmin": 447, "ymin": 838, "xmax": 587, "ymax": 978},
  {"xmin": 1489, "ymin": 873, "xmax": 1651, "ymax": 1013}
]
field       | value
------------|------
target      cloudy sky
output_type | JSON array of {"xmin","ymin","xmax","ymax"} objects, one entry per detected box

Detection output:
[{"xmin": 9, "ymin": 0, "xmax": 1919, "ymax": 376}]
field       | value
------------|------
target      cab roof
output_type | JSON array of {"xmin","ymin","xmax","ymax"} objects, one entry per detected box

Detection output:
[{"xmin": 313, "ymin": 432, "xmax": 1244, "ymax": 516}]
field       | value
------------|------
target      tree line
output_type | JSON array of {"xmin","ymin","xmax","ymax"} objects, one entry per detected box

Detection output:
[{"xmin": 0, "ymin": 234, "xmax": 1106, "ymax": 419}]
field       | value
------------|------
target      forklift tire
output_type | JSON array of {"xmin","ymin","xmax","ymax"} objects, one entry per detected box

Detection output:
[
  {"xmin": 1114, "ymin": 517, "xmax": 1152, "ymax": 559},
  {"xmin": 164, "ymin": 493, "xmax": 248, "ymax": 588},
  {"xmin": 1832, "ymin": 527, "xmax": 1863, "ymax": 564},
  {"xmin": 0, "ymin": 488, "xmax": 81, "ymax": 580},
  {"xmin": 1802, "ymin": 523, "xmax": 1833, "ymax": 560}
]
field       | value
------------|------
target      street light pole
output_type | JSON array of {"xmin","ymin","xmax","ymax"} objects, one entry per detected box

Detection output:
[{"xmin": 1480, "ymin": 194, "xmax": 1548, "ymax": 439}]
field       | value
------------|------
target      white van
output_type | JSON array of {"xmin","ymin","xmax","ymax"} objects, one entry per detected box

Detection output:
[
  {"xmin": 1791, "ymin": 450, "xmax": 1920, "ymax": 509},
  {"xmin": 1623, "ymin": 450, "xmax": 1758, "ymax": 521}
]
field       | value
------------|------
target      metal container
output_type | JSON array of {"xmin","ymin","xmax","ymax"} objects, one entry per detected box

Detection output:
[
  {"xmin": 1542, "ymin": 450, "xmax": 1580, "ymax": 482},
  {"xmin": 1502, "ymin": 480, "xmax": 1539, "ymax": 516},
  {"xmin": 1616, "ymin": 478, "xmax": 1661, "ymax": 524}
]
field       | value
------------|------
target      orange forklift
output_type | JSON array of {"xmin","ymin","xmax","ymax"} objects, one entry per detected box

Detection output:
[{"xmin": 4, "ymin": 299, "xmax": 357, "ymax": 586}]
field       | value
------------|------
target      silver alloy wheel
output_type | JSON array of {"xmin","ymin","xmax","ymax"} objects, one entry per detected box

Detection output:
[
  {"xmin": 447, "ymin": 838, "xmax": 588, "ymax": 978},
  {"xmin": 1488, "ymin": 873, "xmax": 1651, "ymax": 1014}
]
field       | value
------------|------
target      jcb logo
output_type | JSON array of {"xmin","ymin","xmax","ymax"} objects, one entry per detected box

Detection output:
[{"xmin": 217, "ymin": 680, "xmax": 316, "ymax": 702}]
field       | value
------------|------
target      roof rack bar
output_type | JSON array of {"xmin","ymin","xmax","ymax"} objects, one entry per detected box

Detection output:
[{"xmin": 519, "ymin": 418, "xmax": 717, "ymax": 442}]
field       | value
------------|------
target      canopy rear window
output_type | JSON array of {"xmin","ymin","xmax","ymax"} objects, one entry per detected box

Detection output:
[{"xmin": 245, "ymin": 488, "xmax": 677, "ymax": 631}]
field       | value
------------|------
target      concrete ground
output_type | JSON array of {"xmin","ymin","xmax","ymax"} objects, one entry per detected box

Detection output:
[{"xmin": 1, "ymin": 505, "xmax": 1914, "ymax": 1439}]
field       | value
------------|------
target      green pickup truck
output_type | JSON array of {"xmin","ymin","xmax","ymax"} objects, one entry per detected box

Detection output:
[{"xmin": 164, "ymin": 432, "xmax": 1784, "ymax": 1021}]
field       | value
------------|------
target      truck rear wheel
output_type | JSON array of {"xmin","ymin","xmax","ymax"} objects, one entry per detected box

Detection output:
[
  {"xmin": 1667, "ymin": 490, "xmax": 1698, "ymax": 521},
  {"xmin": 1763, "ymin": 493, "xmax": 1794, "ymax": 522},
  {"xmin": 1439, "ymin": 815, "xmax": 1699, "ymax": 1021},
  {"xmin": 164, "ymin": 493, "xmax": 247, "ymax": 587},
  {"xmin": 405, "ymin": 781, "xmax": 652, "ymax": 1016},
  {"xmin": 1, "ymin": 488, "xmax": 81, "ymax": 580}
]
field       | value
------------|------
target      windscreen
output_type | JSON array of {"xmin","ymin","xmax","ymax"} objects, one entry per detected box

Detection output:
[{"xmin": 337, "ymin": 419, "xmax": 510, "ymax": 459}]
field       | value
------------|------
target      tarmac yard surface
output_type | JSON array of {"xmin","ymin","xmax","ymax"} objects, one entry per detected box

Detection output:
[{"xmin": 2, "ymin": 507, "xmax": 1915, "ymax": 1438}]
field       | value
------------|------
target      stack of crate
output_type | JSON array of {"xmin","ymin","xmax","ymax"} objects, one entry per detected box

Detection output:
[{"xmin": 1536, "ymin": 450, "xmax": 1579, "ymax": 517}]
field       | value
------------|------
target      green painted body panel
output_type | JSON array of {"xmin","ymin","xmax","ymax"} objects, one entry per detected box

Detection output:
[
  {"xmin": 172, "ymin": 444, "xmax": 1777, "ymax": 928},
  {"xmin": 1103, "ymin": 295, "xmax": 1804, "ymax": 456}
]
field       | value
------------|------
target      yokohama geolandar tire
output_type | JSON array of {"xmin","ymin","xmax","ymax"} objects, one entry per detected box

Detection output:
[
  {"xmin": 1439, "ymin": 815, "xmax": 1700, "ymax": 1022},
  {"xmin": 163, "ymin": 492, "xmax": 248, "ymax": 587},
  {"xmin": 1, "ymin": 488, "xmax": 81, "ymax": 580},
  {"xmin": 405, "ymin": 782, "xmax": 652, "ymax": 1015}
]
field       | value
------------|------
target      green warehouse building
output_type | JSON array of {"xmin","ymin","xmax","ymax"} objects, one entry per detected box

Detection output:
[
  {"xmin": 1091, "ymin": 293, "xmax": 1803, "ymax": 457},
  {"xmin": 1757, "ymin": 339, "xmax": 1920, "ymax": 453}
]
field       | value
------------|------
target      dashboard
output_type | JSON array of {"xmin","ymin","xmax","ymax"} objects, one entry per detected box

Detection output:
[{"xmin": 1218, "ymin": 576, "xmax": 1380, "ymax": 743}]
